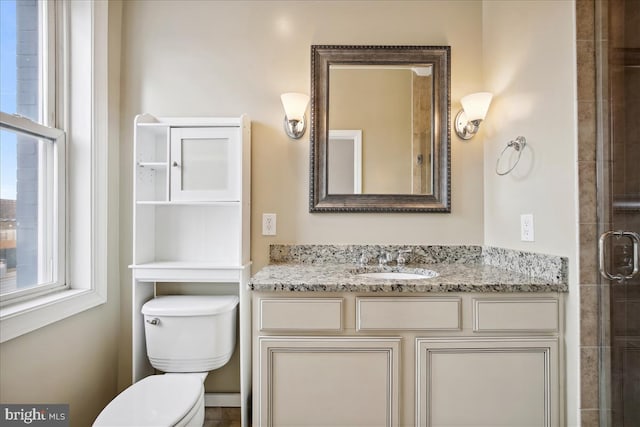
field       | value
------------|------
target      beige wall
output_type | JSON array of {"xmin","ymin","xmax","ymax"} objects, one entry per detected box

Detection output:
[
  {"xmin": 117, "ymin": 0, "xmax": 485, "ymax": 387},
  {"xmin": 481, "ymin": 1, "xmax": 579, "ymax": 425},
  {"xmin": 0, "ymin": 3, "xmax": 123, "ymax": 426}
]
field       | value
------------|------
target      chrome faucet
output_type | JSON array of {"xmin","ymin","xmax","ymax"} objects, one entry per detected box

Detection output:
[
  {"xmin": 357, "ymin": 253, "xmax": 369, "ymax": 266},
  {"xmin": 397, "ymin": 249, "xmax": 412, "ymax": 266},
  {"xmin": 379, "ymin": 252, "xmax": 394, "ymax": 266}
]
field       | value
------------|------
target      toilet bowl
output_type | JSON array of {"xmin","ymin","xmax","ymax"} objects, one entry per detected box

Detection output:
[{"xmin": 93, "ymin": 295, "xmax": 239, "ymax": 427}]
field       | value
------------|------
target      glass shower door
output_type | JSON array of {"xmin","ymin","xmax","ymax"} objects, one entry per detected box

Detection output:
[{"xmin": 598, "ymin": 0, "xmax": 640, "ymax": 424}]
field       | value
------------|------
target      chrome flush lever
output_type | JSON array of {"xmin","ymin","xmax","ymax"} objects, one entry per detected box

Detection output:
[
  {"xmin": 599, "ymin": 230, "xmax": 640, "ymax": 282},
  {"xmin": 146, "ymin": 318, "xmax": 160, "ymax": 325}
]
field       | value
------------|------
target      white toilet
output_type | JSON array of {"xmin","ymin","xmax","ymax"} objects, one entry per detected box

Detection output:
[{"xmin": 93, "ymin": 295, "xmax": 239, "ymax": 427}]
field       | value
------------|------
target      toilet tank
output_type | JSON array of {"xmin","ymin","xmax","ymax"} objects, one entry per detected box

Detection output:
[{"xmin": 141, "ymin": 295, "xmax": 239, "ymax": 372}]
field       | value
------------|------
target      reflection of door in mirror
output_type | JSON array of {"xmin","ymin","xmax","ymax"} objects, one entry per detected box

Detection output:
[
  {"xmin": 328, "ymin": 130, "xmax": 362, "ymax": 195},
  {"xmin": 328, "ymin": 65, "xmax": 432, "ymax": 195},
  {"xmin": 412, "ymin": 71, "xmax": 432, "ymax": 195}
]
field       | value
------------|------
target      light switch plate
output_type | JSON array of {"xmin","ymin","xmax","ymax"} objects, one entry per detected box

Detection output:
[
  {"xmin": 262, "ymin": 213, "xmax": 276, "ymax": 236},
  {"xmin": 520, "ymin": 214, "xmax": 534, "ymax": 241}
]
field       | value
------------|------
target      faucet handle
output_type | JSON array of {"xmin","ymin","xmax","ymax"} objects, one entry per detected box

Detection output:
[
  {"xmin": 397, "ymin": 249, "xmax": 412, "ymax": 266},
  {"xmin": 378, "ymin": 253, "xmax": 384, "ymax": 266},
  {"xmin": 357, "ymin": 253, "xmax": 369, "ymax": 266}
]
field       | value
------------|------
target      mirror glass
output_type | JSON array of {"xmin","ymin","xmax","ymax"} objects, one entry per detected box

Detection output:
[
  {"xmin": 310, "ymin": 45, "xmax": 450, "ymax": 212},
  {"xmin": 329, "ymin": 65, "xmax": 433, "ymax": 195}
]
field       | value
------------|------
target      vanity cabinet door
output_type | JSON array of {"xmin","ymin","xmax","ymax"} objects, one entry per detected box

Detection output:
[
  {"xmin": 416, "ymin": 337, "xmax": 559, "ymax": 427},
  {"xmin": 256, "ymin": 336, "xmax": 400, "ymax": 427},
  {"xmin": 170, "ymin": 127, "xmax": 241, "ymax": 201}
]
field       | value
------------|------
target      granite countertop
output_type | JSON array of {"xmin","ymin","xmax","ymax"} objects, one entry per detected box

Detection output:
[{"xmin": 249, "ymin": 245, "xmax": 569, "ymax": 293}]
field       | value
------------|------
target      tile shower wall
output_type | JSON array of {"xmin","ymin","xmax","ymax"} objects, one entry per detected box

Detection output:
[{"xmin": 576, "ymin": 0, "xmax": 602, "ymax": 425}]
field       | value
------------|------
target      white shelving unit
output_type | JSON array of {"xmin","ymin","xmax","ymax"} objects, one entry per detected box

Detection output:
[{"xmin": 130, "ymin": 114, "xmax": 251, "ymax": 425}]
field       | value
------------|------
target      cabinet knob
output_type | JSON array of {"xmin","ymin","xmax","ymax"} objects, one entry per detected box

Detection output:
[{"xmin": 172, "ymin": 161, "xmax": 179, "ymax": 167}]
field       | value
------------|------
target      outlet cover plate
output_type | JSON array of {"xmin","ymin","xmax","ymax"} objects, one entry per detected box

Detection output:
[
  {"xmin": 262, "ymin": 213, "xmax": 276, "ymax": 236},
  {"xmin": 520, "ymin": 214, "xmax": 534, "ymax": 241}
]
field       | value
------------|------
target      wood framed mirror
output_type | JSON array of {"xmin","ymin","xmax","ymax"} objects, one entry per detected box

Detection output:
[{"xmin": 310, "ymin": 45, "xmax": 451, "ymax": 213}]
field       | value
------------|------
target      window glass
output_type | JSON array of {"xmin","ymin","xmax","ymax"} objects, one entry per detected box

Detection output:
[
  {"xmin": 0, "ymin": 0, "xmax": 43, "ymax": 123},
  {"xmin": 1, "ymin": 0, "xmax": 60, "ymax": 300},
  {"xmin": 0, "ymin": 128, "xmax": 55, "ymax": 296}
]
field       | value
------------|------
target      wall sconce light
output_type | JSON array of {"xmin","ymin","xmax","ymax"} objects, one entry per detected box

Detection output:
[
  {"xmin": 454, "ymin": 92, "xmax": 493, "ymax": 140},
  {"xmin": 280, "ymin": 92, "xmax": 310, "ymax": 139}
]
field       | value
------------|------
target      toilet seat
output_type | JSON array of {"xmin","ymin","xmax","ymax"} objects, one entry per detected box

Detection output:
[{"xmin": 93, "ymin": 374, "xmax": 204, "ymax": 426}]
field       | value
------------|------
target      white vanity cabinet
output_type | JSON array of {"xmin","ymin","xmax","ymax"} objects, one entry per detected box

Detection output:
[
  {"xmin": 416, "ymin": 336, "xmax": 558, "ymax": 427},
  {"xmin": 252, "ymin": 293, "xmax": 563, "ymax": 427},
  {"xmin": 257, "ymin": 336, "xmax": 400, "ymax": 427},
  {"xmin": 131, "ymin": 114, "xmax": 252, "ymax": 425}
]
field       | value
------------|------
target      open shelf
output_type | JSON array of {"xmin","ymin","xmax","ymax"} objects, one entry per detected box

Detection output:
[
  {"xmin": 135, "ymin": 200, "xmax": 241, "ymax": 206},
  {"xmin": 137, "ymin": 116, "xmax": 245, "ymax": 128},
  {"xmin": 130, "ymin": 261, "xmax": 250, "ymax": 282},
  {"xmin": 137, "ymin": 161, "xmax": 167, "ymax": 170},
  {"xmin": 134, "ymin": 203, "xmax": 246, "ymax": 267}
]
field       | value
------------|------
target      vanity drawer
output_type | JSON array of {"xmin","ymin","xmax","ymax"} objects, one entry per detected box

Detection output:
[
  {"xmin": 473, "ymin": 298, "xmax": 559, "ymax": 332},
  {"xmin": 259, "ymin": 298, "xmax": 343, "ymax": 332},
  {"xmin": 356, "ymin": 297, "xmax": 461, "ymax": 331}
]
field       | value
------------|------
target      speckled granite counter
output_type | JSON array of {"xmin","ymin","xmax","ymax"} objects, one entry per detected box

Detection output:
[{"xmin": 249, "ymin": 245, "xmax": 568, "ymax": 293}]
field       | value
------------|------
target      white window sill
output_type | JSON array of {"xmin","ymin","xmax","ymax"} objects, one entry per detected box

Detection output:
[{"xmin": 0, "ymin": 288, "xmax": 106, "ymax": 343}]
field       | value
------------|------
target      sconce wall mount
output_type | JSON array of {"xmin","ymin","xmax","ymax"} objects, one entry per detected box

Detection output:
[
  {"xmin": 283, "ymin": 116, "xmax": 306, "ymax": 139},
  {"xmin": 454, "ymin": 92, "xmax": 493, "ymax": 140},
  {"xmin": 281, "ymin": 92, "xmax": 310, "ymax": 139},
  {"xmin": 455, "ymin": 110, "xmax": 481, "ymax": 140}
]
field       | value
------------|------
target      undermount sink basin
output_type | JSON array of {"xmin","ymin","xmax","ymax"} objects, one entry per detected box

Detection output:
[{"xmin": 356, "ymin": 270, "xmax": 438, "ymax": 280}]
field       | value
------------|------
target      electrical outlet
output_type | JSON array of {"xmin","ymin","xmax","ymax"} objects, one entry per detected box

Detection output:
[
  {"xmin": 262, "ymin": 213, "xmax": 276, "ymax": 236},
  {"xmin": 520, "ymin": 214, "xmax": 534, "ymax": 241}
]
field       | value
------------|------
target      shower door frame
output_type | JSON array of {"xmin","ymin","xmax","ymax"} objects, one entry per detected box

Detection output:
[{"xmin": 590, "ymin": 0, "xmax": 640, "ymax": 425}]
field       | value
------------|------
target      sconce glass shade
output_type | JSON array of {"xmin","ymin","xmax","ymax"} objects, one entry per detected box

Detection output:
[
  {"xmin": 455, "ymin": 92, "xmax": 493, "ymax": 140},
  {"xmin": 460, "ymin": 92, "xmax": 493, "ymax": 121},
  {"xmin": 281, "ymin": 93, "xmax": 309, "ymax": 121},
  {"xmin": 281, "ymin": 92, "xmax": 309, "ymax": 139}
]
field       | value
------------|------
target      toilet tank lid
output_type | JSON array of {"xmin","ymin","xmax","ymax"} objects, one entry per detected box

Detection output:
[{"xmin": 142, "ymin": 295, "xmax": 239, "ymax": 316}]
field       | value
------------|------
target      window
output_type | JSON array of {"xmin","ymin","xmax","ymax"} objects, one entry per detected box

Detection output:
[
  {"xmin": 0, "ymin": 0, "xmax": 110, "ymax": 342},
  {"xmin": 1, "ymin": 0, "xmax": 65, "ymax": 304},
  {"xmin": 0, "ymin": 118, "xmax": 66, "ymax": 303}
]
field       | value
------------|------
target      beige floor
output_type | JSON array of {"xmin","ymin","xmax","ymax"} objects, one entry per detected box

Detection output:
[{"xmin": 203, "ymin": 407, "xmax": 241, "ymax": 427}]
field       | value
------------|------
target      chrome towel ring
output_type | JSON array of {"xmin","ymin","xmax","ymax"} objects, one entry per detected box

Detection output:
[{"xmin": 496, "ymin": 136, "xmax": 527, "ymax": 176}]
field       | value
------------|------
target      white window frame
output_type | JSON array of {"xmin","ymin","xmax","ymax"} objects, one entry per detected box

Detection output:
[
  {"xmin": 0, "ymin": 0, "xmax": 109, "ymax": 343},
  {"xmin": 0, "ymin": 113, "xmax": 66, "ymax": 303}
]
